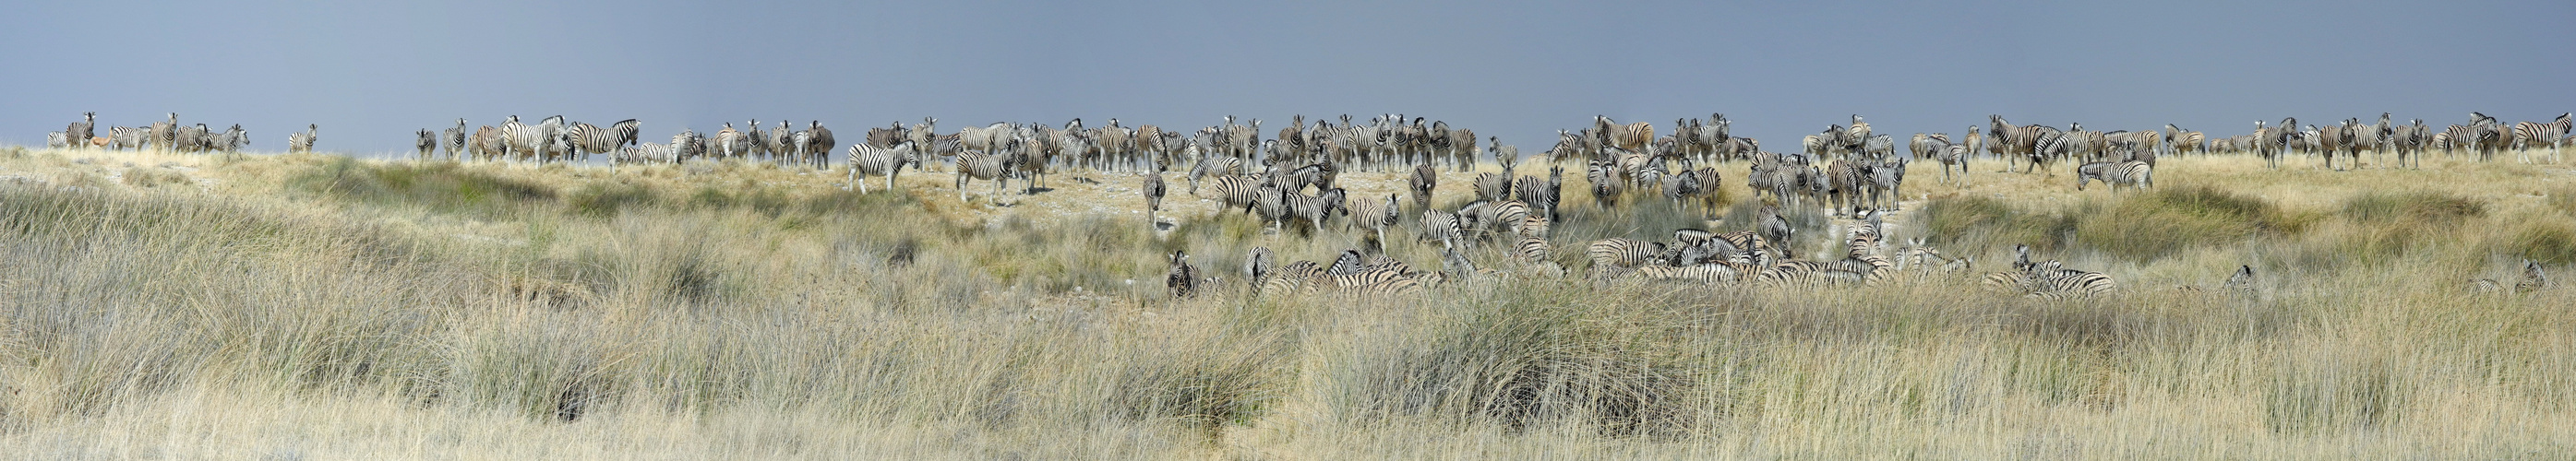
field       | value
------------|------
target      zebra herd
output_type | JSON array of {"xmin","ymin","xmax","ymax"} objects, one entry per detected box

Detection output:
[
  {"xmin": 43, "ymin": 112, "xmax": 249, "ymax": 154},
  {"xmin": 2194, "ymin": 112, "xmax": 2571, "ymax": 169}
]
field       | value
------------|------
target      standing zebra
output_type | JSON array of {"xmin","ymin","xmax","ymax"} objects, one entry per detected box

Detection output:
[
  {"xmin": 443, "ymin": 119, "xmax": 468, "ymax": 161},
  {"xmin": 2075, "ymin": 160, "xmax": 2152, "ymax": 192},
  {"xmin": 1345, "ymin": 194, "xmax": 1400, "ymax": 249},
  {"xmin": 107, "ymin": 126, "xmax": 146, "ymax": 150},
  {"xmin": 148, "ymin": 113, "xmax": 177, "ymax": 153},
  {"xmin": 802, "ymin": 121, "xmax": 836, "ymax": 170},
  {"xmin": 1758, "ymin": 205, "xmax": 1794, "ymax": 260},
  {"xmin": 1420, "ymin": 208, "xmax": 1465, "ymax": 249},
  {"xmin": 66, "ymin": 112, "xmax": 95, "ymax": 150},
  {"xmin": 287, "ymin": 124, "xmax": 318, "ymax": 153},
  {"xmin": 953, "ymin": 148, "xmax": 1021, "ymax": 203},
  {"xmin": 1408, "ymin": 163, "xmax": 1437, "ymax": 212},
  {"xmin": 569, "ymin": 119, "xmax": 641, "ymax": 160},
  {"xmin": 415, "ymin": 129, "xmax": 438, "ymax": 160},
  {"xmin": 1513, "ymin": 166, "xmax": 1564, "ymax": 222},
  {"xmin": 2515, "ymin": 113, "xmax": 2571, "ymax": 164},
  {"xmin": 1143, "ymin": 161, "xmax": 1168, "ymax": 227},
  {"xmin": 845, "ymin": 143, "xmax": 917, "ymax": 194}
]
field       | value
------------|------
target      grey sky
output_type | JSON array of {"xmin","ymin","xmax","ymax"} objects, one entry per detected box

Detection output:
[{"xmin": 6, "ymin": 1, "xmax": 2570, "ymax": 159}]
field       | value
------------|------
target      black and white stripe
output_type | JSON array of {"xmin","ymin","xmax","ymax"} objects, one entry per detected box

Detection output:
[
  {"xmin": 845, "ymin": 143, "xmax": 918, "ymax": 194},
  {"xmin": 2075, "ymin": 160, "xmax": 2152, "ymax": 192}
]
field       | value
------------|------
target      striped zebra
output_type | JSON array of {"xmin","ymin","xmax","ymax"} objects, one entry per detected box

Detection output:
[
  {"xmin": 1512, "ymin": 166, "xmax": 1564, "ymax": 221},
  {"xmin": 800, "ymin": 121, "xmax": 836, "ymax": 169},
  {"xmin": 845, "ymin": 143, "xmax": 917, "ymax": 194},
  {"xmin": 953, "ymin": 149, "xmax": 1021, "ymax": 202},
  {"xmin": 287, "ymin": 124, "xmax": 318, "ymax": 153},
  {"xmin": 2514, "ymin": 113, "xmax": 2571, "ymax": 164},
  {"xmin": 1988, "ymin": 115, "xmax": 2055, "ymax": 173},
  {"xmin": 502, "ymin": 115, "xmax": 567, "ymax": 161},
  {"xmin": 473, "ymin": 126, "xmax": 503, "ymax": 161},
  {"xmin": 1187, "ymin": 146, "xmax": 1240, "ymax": 195},
  {"xmin": 442, "ymin": 119, "xmax": 467, "ymax": 160},
  {"xmin": 1586, "ymin": 238, "xmax": 1667, "ymax": 272},
  {"xmin": 107, "ymin": 126, "xmax": 146, "ymax": 150},
  {"xmin": 710, "ymin": 122, "xmax": 747, "ymax": 160},
  {"xmin": 2165, "ymin": 124, "xmax": 2204, "ymax": 157},
  {"xmin": 1166, "ymin": 250, "xmax": 1204, "ymax": 299},
  {"xmin": 1596, "ymin": 115, "xmax": 1655, "ymax": 155},
  {"xmin": 1474, "ymin": 172, "xmax": 1513, "ymax": 203},
  {"xmin": 211, "ymin": 124, "xmax": 248, "ymax": 153},
  {"xmin": 44, "ymin": 132, "xmax": 67, "ymax": 149},
  {"xmin": 1420, "ymin": 208, "xmax": 1465, "ymax": 249},
  {"xmin": 66, "ymin": 112, "xmax": 94, "ymax": 150},
  {"xmin": 569, "ymin": 119, "xmax": 641, "ymax": 160},
  {"xmin": 2076, "ymin": 160, "xmax": 2151, "ymax": 192},
  {"xmin": 765, "ymin": 120, "xmax": 795, "ymax": 163},
  {"xmin": 2390, "ymin": 119, "xmax": 2428, "ymax": 169},
  {"xmin": 1346, "ymin": 194, "xmax": 1400, "ymax": 248},
  {"xmin": 1282, "ymin": 188, "xmax": 1347, "ymax": 234},
  {"xmin": 1825, "ymin": 160, "xmax": 1865, "ymax": 217},
  {"xmin": 416, "ymin": 129, "xmax": 437, "ymax": 160},
  {"xmin": 148, "ymin": 113, "xmax": 176, "ymax": 153},
  {"xmin": 1757, "ymin": 205, "xmax": 1793, "ymax": 260},
  {"xmin": 1408, "ymin": 163, "xmax": 1437, "ymax": 211},
  {"xmin": 1144, "ymin": 163, "xmax": 1168, "ymax": 225},
  {"xmin": 1208, "ymin": 174, "xmax": 1271, "ymax": 216},
  {"xmin": 1588, "ymin": 157, "xmax": 1625, "ymax": 209}
]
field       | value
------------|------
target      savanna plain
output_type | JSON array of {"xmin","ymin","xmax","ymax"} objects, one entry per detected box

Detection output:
[{"xmin": 1, "ymin": 145, "xmax": 2572, "ymax": 459}]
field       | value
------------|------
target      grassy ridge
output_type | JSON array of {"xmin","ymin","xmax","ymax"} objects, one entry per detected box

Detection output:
[{"xmin": 1, "ymin": 147, "xmax": 2573, "ymax": 458}]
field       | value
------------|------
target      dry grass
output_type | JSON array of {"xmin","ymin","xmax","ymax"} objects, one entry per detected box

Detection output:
[{"xmin": 2, "ymin": 145, "xmax": 2574, "ymax": 459}]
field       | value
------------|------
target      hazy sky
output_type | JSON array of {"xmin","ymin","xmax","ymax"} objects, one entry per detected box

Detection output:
[{"xmin": 6, "ymin": 1, "xmax": 2570, "ymax": 159}]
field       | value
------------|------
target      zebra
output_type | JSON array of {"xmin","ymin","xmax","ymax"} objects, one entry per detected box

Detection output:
[
  {"xmin": 1990, "ymin": 244, "xmax": 2117, "ymax": 299},
  {"xmin": 1167, "ymin": 250, "xmax": 1203, "ymax": 299},
  {"xmin": 441, "ymin": 119, "xmax": 467, "ymax": 161},
  {"xmin": 415, "ymin": 129, "xmax": 437, "ymax": 160},
  {"xmin": 1208, "ymin": 174, "xmax": 1271, "ymax": 216},
  {"xmin": 569, "ymin": 119, "xmax": 641, "ymax": 160},
  {"xmin": 766, "ymin": 120, "xmax": 795, "ymax": 163},
  {"xmin": 473, "ymin": 126, "xmax": 503, "ymax": 161},
  {"xmin": 1344, "ymin": 194, "xmax": 1401, "ymax": 249},
  {"xmin": 107, "ymin": 126, "xmax": 146, "ymax": 150},
  {"xmin": 1144, "ymin": 162, "xmax": 1168, "ymax": 226},
  {"xmin": 503, "ymin": 116, "xmax": 567, "ymax": 161},
  {"xmin": 953, "ymin": 149, "xmax": 1021, "ymax": 203},
  {"xmin": 147, "ymin": 112, "xmax": 177, "ymax": 153},
  {"xmin": 287, "ymin": 124, "xmax": 318, "ymax": 153},
  {"xmin": 210, "ymin": 124, "xmax": 248, "ymax": 153},
  {"xmin": 1474, "ymin": 172, "xmax": 1513, "ymax": 203},
  {"xmin": 1587, "ymin": 157, "xmax": 1625, "ymax": 209},
  {"xmin": 1865, "ymin": 158, "xmax": 1906, "ymax": 212},
  {"xmin": 2076, "ymin": 160, "xmax": 2152, "ymax": 192},
  {"xmin": 1420, "ymin": 208, "xmax": 1465, "ymax": 249},
  {"xmin": 65, "ymin": 112, "xmax": 95, "ymax": 150},
  {"xmin": 1586, "ymin": 238, "xmax": 1668, "ymax": 279},
  {"xmin": 1187, "ymin": 145, "xmax": 1240, "ymax": 195},
  {"xmin": 2515, "ymin": 113, "xmax": 2571, "ymax": 164},
  {"xmin": 801, "ymin": 121, "xmax": 836, "ymax": 170},
  {"xmin": 1513, "ymin": 166, "xmax": 1564, "ymax": 221},
  {"xmin": 1758, "ymin": 205, "xmax": 1793, "ymax": 260},
  {"xmin": 1281, "ymin": 188, "xmax": 1348, "ymax": 234},
  {"xmin": 845, "ymin": 143, "xmax": 917, "ymax": 194},
  {"xmin": 2177, "ymin": 265, "xmax": 2257, "ymax": 298},
  {"xmin": 1408, "ymin": 163, "xmax": 1438, "ymax": 211},
  {"xmin": 1935, "ymin": 143, "xmax": 1971, "ymax": 185}
]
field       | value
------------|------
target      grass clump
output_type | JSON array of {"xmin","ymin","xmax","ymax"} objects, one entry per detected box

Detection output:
[
  {"xmin": 286, "ymin": 157, "xmax": 555, "ymax": 217},
  {"xmin": 1913, "ymin": 195, "xmax": 2076, "ymax": 254},
  {"xmin": 2073, "ymin": 186, "xmax": 2297, "ymax": 262}
]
